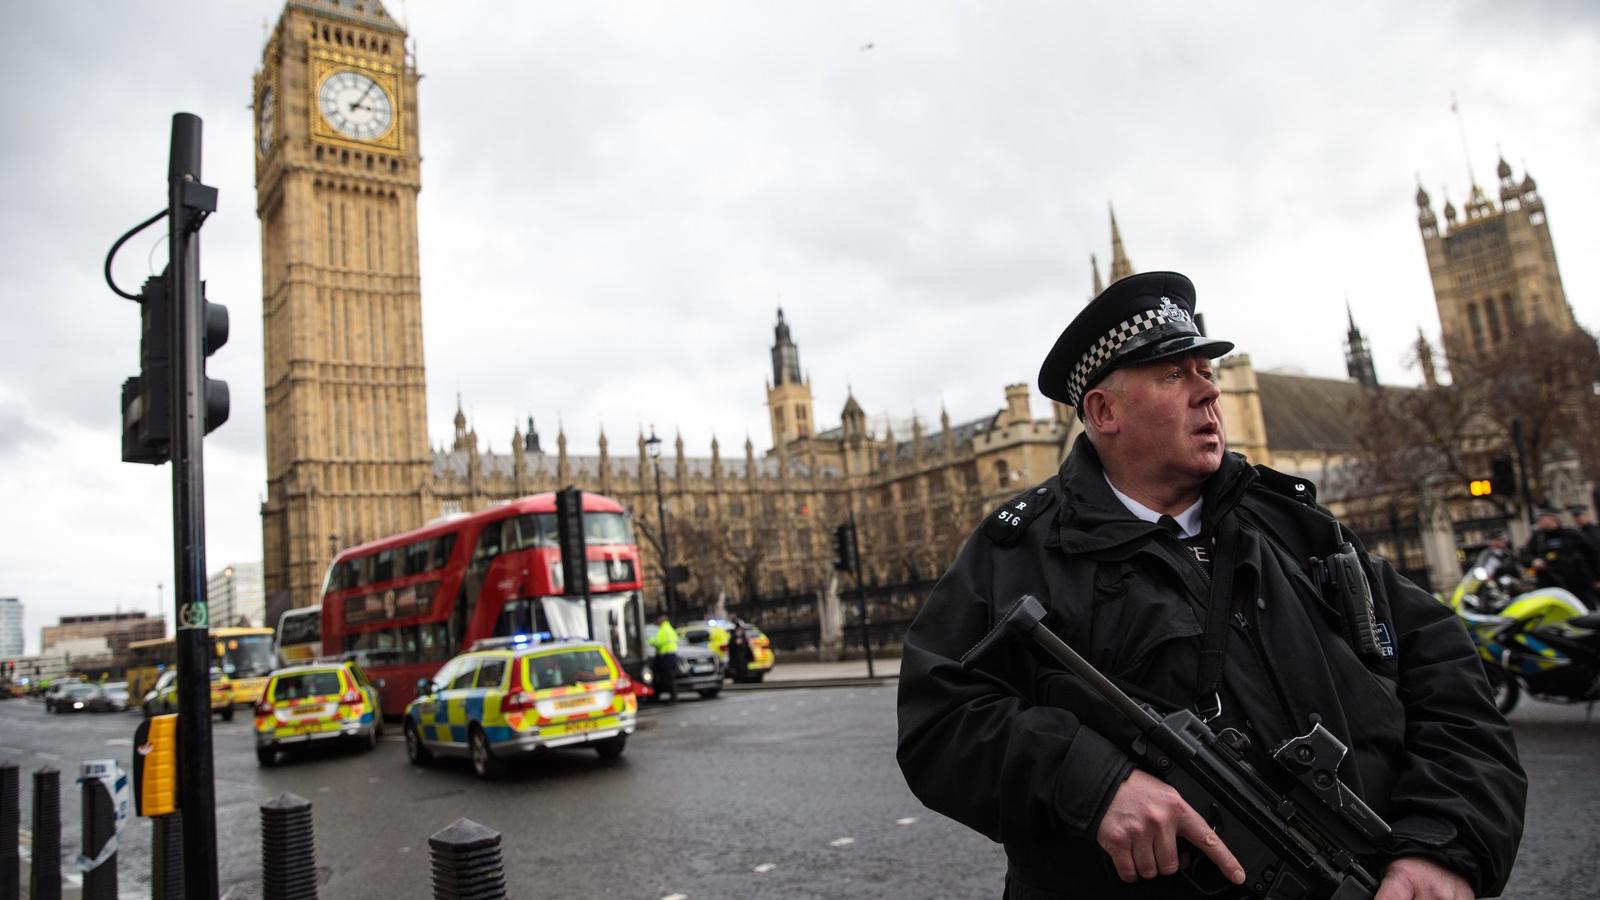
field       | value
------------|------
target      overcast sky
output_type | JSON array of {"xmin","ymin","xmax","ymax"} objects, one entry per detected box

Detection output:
[{"xmin": 1, "ymin": 1, "xmax": 1596, "ymax": 654}]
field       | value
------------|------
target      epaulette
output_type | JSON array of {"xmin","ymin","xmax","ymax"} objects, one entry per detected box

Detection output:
[
  {"xmin": 982, "ymin": 482, "xmax": 1058, "ymax": 545},
  {"xmin": 1252, "ymin": 464, "xmax": 1318, "ymax": 507}
]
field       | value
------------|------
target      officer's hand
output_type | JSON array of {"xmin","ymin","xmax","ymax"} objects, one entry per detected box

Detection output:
[
  {"xmin": 1096, "ymin": 769, "xmax": 1245, "ymax": 885},
  {"xmin": 1374, "ymin": 856, "xmax": 1472, "ymax": 900}
]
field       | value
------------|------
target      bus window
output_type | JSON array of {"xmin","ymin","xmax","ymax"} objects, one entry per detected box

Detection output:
[
  {"xmin": 374, "ymin": 548, "xmax": 396, "ymax": 583},
  {"xmin": 584, "ymin": 512, "xmax": 633, "ymax": 545},
  {"xmin": 404, "ymin": 540, "xmax": 430, "ymax": 575},
  {"xmin": 430, "ymin": 533, "xmax": 457, "ymax": 569}
]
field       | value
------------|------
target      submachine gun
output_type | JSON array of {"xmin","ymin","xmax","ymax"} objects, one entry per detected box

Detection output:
[{"xmin": 961, "ymin": 595, "xmax": 1390, "ymax": 900}]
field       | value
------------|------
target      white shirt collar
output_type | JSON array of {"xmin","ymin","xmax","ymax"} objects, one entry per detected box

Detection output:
[{"xmin": 1104, "ymin": 474, "xmax": 1204, "ymax": 538}]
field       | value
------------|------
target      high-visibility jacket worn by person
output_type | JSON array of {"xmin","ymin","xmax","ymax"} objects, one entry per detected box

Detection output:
[{"xmin": 650, "ymin": 621, "xmax": 679, "ymax": 655}]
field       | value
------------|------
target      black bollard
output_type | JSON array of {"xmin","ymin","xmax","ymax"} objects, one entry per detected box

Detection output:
[
  {"xmin": 80, "ymin": 765, "xmax": 119, "ymax": 900},
  {"xmin": 151, "ymin": 812, "xmax": 183, "ymax": 900},
  {"xmin": 428, "ymin": 819, "xmax": 506, "ymax": 900},
  {"xmin": 2, "ymin": 762, "xmax": 18, "ymax": 900},
  {"xmin": 29, "ymin": 767, "xmax": 61, "ymax": 900},
  {"xmin": 260, "ymin": 793, "xmax": 317, "ymax": 900}
]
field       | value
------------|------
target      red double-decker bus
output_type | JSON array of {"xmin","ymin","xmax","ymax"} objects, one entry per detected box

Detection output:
[{"xmin": 318, "ymin": 492, "xmax": 647, "ymax": 716}]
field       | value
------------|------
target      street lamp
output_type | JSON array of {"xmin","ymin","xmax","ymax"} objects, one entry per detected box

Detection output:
[{"xmin": 644, "ymin": 427, "xmax": 676, "ymax": 624}]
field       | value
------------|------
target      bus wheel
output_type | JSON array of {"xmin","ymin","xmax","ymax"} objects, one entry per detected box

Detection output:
[
  {"xmin": 405, "ymin": 722, "xmax": 432, "ymax": 765},
  {"xmin": 469, "ymin": 727, "xmax": 505, "ymax": 779},
  {"xmin": 594, "ymin": 734, "xmax": 627, "ymax": 761},
  {"xmin": 256, "ymin": 747, "xmax": 276, "ymax": 767}
]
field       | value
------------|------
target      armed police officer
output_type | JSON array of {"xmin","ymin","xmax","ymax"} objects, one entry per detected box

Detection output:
[
  {"xmin": 1522, "ymin": 508, "xmax": 1598, "ymax": 606},
  {"xmin": 896, "ymin": 272, "xmax": 1525, "ymax": 900}
]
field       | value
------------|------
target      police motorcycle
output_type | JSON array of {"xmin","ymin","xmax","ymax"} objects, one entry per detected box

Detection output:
[{"xmin": 1444, "ymin": 550, "xmax": 1600, "ymax": 714}]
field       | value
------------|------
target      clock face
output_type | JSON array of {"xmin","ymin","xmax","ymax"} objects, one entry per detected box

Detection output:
[
  {"xmin": 258, "ymin": 87, "xmax": 276, "ymax": 154},
  {"xmin": 317, "ymin": 69, "xmax": 394, "ymax": 141}
]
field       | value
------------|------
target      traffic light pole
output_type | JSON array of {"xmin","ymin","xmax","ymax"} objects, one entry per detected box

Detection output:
[
  {"xmin": 847, "ymin": 511, "xmax": 875, "ymax": 679},
  {"xmin": 167, "ymin": 113, "xmax": 220, "ymax": 900}
]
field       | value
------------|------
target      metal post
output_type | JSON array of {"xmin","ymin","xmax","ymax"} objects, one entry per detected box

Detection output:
[
  {"xmin": 848, "ymin": 511, "xmax": 875, "ymax": 679},
  {"xmin": 29, "ymin": 767, "xmax": 60, "ymax": 900},
  {"xmin": 80, "ymin": 768, "xmax": 118, "ymax": 900},
  {"xmin": 260, "ymin": 794, "xmax": 317, "ymax": 900},
  {"xmin": 167, "ymin": 111, "xmax": 219, "ymax": 900},
  {"xmin": 1, "ymin": 762, "xmax": 17, "ymax": 899},
  {"xmin": 1511, "ymin": 418, "xmax": 1535, "ymax": 524},
  {"xmin": 428, "ymin": 819, "xmax": 506, "ymax": 900},
  {"xmin": 652, "ymin": 459, "xmax": 675, "ymax": 623},
  {"xmin": 150, "ymin": 812, "xmax": 183, "ymax": 900}
]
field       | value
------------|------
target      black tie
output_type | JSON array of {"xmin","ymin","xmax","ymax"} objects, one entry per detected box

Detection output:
[{"xmin": 1158, "ymin": 515, "xmax": 1183, "ymax": 537}]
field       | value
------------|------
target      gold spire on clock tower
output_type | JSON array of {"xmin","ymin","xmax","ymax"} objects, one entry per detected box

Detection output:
[{"xmin": 254, "ymin": 0, "xmax": 431, "ymax": 621}]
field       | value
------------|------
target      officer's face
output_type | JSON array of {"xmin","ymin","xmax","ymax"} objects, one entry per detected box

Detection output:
[{"xmin": 1097, "ymin": 352, "xmax": 1225, "ymax": 485}]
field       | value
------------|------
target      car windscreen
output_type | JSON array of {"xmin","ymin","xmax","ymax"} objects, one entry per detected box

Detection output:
[
  {"xmin": 65, "ymin": 684, "xmax": 98, "ymax": 697},
  {"xmin": 271, "ymin": 671, "xmax": 344, "ymax": 700},
  {"xmin": 525, "ymin": 649, "xmax": 611, "ymax": 690}
]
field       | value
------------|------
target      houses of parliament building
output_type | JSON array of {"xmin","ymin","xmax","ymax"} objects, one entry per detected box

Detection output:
[{"xmin": 253, "ymin": 1, "xmax": 1586, "ymax": 650}]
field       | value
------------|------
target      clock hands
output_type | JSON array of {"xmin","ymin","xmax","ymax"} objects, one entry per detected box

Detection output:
[{"xmin": 347, "ymin": 79, "xmax": 377, "ymax": 113}]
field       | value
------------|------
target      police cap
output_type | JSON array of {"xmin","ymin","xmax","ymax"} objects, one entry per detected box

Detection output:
[{"xmin": 1038, "ymin": 271, "xmax": 1234, "ymax": 408}]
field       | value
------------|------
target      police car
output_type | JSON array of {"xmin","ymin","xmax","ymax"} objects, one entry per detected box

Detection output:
[
  {"xmin": 679, "ymin": 618, "xmax": 778, "ymax": 683},
  {"xmin": 253, "ymin": 660, "xmax": 383, "ymax": 766},
  {"xmin": 143, "ymin": 667, "xmax": 235, "ymax": 721},
  {"xmin": 404, "ymin": 635, "xmax": 637, "ymax": 779}
]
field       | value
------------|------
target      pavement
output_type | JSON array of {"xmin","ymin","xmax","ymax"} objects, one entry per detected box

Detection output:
[{"xmin": 730, "ymin": 654, "xmax": 900, "ymax": 689}]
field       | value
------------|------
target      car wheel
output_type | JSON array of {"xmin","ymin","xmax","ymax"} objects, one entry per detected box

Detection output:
[
  {"xmin": 697, "ymin": 687, "xmax": 721, "ymax": 700},
  {"xmin": 221, "ymin": 705, "xmax": 235, "ymax": 722},
  {"xmin": 363, "ymin": 725, "xmax": 379, "ymax": 752},
  {"xmin": 469, "ymin": 727, "xmax": 505, "ymax": 779},
  {"xmin": 594, "ymin": 734, "xmax": 627, "ymax": 760},
  {"xmin": 405, "ymin": 722, "xmax": 432, "ymax": 765},
  {"xmin": 256, "ymin": 747, "xmax": 276, "ymax": 767}
]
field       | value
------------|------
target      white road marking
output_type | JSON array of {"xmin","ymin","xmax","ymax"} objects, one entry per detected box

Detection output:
[
  {"xmin": 896, "ymin": 817, "xmax": 917, "ymax": 826},
  {"xmin": 35, "ymin": 752, "xmax": 60, "ymax": 760},
  {"xmin": 106, "ymin": 738, "xmax": 133, "ymax": 746},
  {"xmin": 662, "ymin": 893, "xmax": 688, "ymax": 900},
  {"xmin": 753, "ymin": 863, "xmax": 776, "ymax": 873},
  {"xmin": 399, "ymin": 846, "xmax": 412, "ymax": 853},
  {"xmin": 318, "ymin": 786, "xmax": 330, "ymax": 793},
  {"xmin": 830, "ymin": 837, "xmax": 855, "ymax": 847}
]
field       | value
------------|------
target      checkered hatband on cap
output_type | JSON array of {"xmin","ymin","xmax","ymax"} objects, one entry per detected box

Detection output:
[{"xmin": 1064, "ymin": 297, "xmax": 1194, "ymax": 406}]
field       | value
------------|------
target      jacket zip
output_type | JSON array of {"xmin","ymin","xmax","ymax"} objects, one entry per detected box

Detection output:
[{"xmin": 1233, "ymin": 610, "xmax": 1298, "ymax": 734}]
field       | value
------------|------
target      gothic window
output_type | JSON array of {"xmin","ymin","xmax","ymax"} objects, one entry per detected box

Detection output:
[
  {"xmin": 1502, "ymin": 294, "xmax": 1520, "ymax": 332},
  {"xmin": 1483, "ymin": 296, "xmax": 1503, "ymax": 345},
  {"xmin": 1467, "ymin": 302, "xmax": 1485, "ymax": 350},
  {"xmin": 994, "ymin": 459, "xmax": 1010, "ymax": 489},
  {"xmin": 694, "ymin": 502, "xmax": 709, "ymax": 519},
  {"xmin": 729, "ymin": 500, "xmax": 745, "ymax": 517}
]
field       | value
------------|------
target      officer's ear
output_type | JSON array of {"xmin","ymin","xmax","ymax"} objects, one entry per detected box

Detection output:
[{"xmin": 1082, "ymin": 386, "xmax": 1120, "ymax": 436}]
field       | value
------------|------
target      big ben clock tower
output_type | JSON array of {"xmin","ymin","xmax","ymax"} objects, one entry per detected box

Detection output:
[{"xmin": 254, "ymin": 0, "xmax": 431, "ymax": 620}]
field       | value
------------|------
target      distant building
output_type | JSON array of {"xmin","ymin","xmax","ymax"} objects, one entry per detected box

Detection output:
[
  {"xmin": 0, "ymin": 596, "xmax": 22, "ymax": 658},
  {"xmin": 208, "ymin": 562, "xmax": 266, "ymax": 628},
  {"xmin": 1415, "ymin": 157, "xmax": 1579, "ymax": 373},
  {"xmin": 41, "ymin": 612, "xmax": 164, "ymax": 659}
]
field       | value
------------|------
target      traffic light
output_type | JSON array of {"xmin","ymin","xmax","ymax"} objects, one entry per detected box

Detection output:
[
  {"xmin": 121, "ymin": 271, "xmax": 172, "ymax": 464},
  {"xmin": 555, "ymin": 486, "xmax": 589, "ymax": 597},
  {"xmin": 1469, "ymin": 479, "xmax": 1493, "ymax": 497},
  {"xmin": 1490, "ymin": 456, "xmax": 1516, "ymax": 498},
  {"xmin": 833, "ymin": 522, "xmax": 858, "ymax": 572},
  {"xmin": 201, "ymin": 280, "xmax": 230, "ymax": 435}
]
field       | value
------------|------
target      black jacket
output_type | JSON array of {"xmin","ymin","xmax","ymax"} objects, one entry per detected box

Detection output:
[
  {"xmin": 1523, "ymin": 526, "xmax": 1598, "ymax": 602},
  {"xmin": 896, "ymin": 437, "xmax": 1525, "ymax": 899}
]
